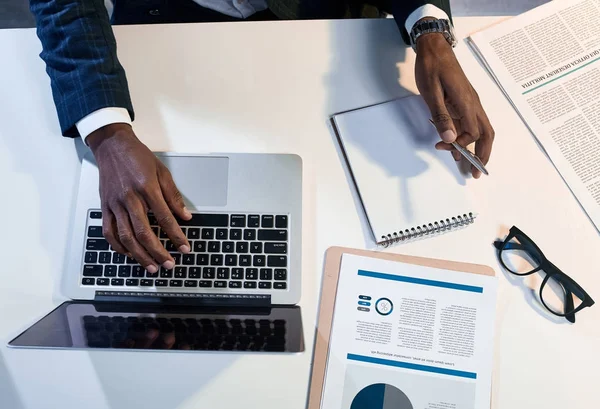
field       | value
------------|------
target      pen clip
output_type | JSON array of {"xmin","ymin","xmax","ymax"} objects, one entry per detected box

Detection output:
[
  {"xmin": 452, "ymin": 142, "xmax": 481, "ymax": 165},
  {"xmin": 429, "ymin": 119, "xmax": 489, "ymax": 176}
]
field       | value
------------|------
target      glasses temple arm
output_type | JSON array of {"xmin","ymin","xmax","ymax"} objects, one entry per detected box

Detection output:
[{"xmin": 565, "ymin": 290, "xmax": 576, "ymax": 323}]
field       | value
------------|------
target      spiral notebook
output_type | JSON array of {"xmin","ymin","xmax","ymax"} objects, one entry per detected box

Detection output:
[{"xmin": 332, "ymin": 95, "xmax": 476, "ymax": 246}]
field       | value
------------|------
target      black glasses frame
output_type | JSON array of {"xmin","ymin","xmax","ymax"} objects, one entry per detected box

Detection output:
[{"xmin": 494, "ymin": 226, "xmax": 595, "ymax": 323}]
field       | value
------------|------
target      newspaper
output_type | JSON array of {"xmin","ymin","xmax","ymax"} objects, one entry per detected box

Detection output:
[{"xmin": 468, "ymin": 0, "xmax": 600, "ymax": 231}]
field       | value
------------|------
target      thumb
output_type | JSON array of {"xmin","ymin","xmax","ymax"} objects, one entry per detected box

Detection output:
[
  {"xmin": 157, "ymin": 165, "xmax": 192, "ymax": 221},
  {"xmin": 424, "ymin": 94, "xmax": 457, "ymax": 143}
]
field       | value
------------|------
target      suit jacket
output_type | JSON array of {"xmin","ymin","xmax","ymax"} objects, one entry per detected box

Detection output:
[{"xmin": 30, "ymin": 0, "xmax": 452, "ymax": 137}]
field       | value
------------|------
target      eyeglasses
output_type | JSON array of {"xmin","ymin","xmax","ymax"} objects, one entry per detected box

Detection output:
[{"xmin": 494, "ymin": 226, "xmax": 594, "ymax": 323}]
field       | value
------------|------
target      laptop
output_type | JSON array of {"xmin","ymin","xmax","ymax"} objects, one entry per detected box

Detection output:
[{"xmin": 9, "ymin": 153, "xmax": 304, "ymax": 352}]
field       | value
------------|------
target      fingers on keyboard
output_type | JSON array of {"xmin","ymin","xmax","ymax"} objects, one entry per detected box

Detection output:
[{"xmin": 83, "ymin": 213, "xmax": 289, "ymax": 290}]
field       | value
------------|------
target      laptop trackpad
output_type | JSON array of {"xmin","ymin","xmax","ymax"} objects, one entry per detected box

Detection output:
[{"xmin": 159, "ymin": 156, "xmax": 229, "ymax": 207}]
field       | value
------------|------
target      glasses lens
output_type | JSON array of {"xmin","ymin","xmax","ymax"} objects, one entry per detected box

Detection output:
[
  {"xmin": 500, "ymin": 236, "xmax": 542, "ymax": 274},
  {"xmin": 540, "ymin": 274, "xmax": 584, "ymax": 315}
]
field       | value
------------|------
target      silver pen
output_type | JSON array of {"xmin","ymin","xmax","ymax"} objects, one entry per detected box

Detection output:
[
  {"xmin": 450, "ymin": 141, "xmax": 489, "ymax": 176},
  {"xmin": 429, "ymin": 119, "xmax": 489, "ymax": 176}
]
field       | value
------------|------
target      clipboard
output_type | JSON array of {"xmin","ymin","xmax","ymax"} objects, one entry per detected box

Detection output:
[{"xmin": 307, "ymin": 246, "xmax": 495, "ymax": 409}]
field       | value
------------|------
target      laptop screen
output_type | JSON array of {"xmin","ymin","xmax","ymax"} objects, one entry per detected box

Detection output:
[{"xmin": 9, "ymin": 301, "xmax": 304, "ymax": 353}]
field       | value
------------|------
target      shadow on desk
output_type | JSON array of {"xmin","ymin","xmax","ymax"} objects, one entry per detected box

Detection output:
[
  {"xmin": 451, "ymin": 0, "xmax": 550, "ymax": 17},
  {"xmin": 0, "ymin": 345, "xmax": 237, "ymax": 409},
  {"xmin": 0, "ymin": 35, "xmax": 86, "ymax": 299},
  {"xmin": 87, "ymin": 352, "xmax": 237, "ymax": 409},
  {"xmin": 323, "ymin": 19, "xmax": 412, "ymax": 248},
  {"xmin": 0, "ymin": 350, "xmax": 25, "ymax": 409}
]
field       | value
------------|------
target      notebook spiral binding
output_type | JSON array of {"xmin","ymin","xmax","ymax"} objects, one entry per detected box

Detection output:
[{"xmin": 380, "ymin": 212, "xmax": 476, "ymax": 247}]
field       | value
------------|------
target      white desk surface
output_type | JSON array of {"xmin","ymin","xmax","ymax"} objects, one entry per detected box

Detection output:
[{"xmin": 1, "ymin": 16, "xmax": 599, "ymax": 409}]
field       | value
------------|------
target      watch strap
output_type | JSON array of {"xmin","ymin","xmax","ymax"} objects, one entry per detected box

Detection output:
[{"xmin": 410, "ymin": 18, "xmax": 457, "ymax": 52}]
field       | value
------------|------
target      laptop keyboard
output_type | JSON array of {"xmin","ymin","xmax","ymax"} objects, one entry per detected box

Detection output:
[
  {"xmin": 81, "ymin": 211, "xmax": 290, "ymax": 291},
  {"xmin": 83, "ymin": 315, "xmax": 287, "ymax": 351}
]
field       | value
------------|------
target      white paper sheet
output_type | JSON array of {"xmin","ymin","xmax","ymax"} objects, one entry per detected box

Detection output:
[
  {"xmin": 332, "ymin": 96, "xmax": 475, "ymax": 245},
  {"xmin": 320, "ymin": 254, "xmax": 497, "ymax": 409}
]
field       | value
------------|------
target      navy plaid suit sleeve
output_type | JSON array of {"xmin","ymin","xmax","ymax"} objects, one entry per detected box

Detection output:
[{"xmin": 30, "ymin": 0, "xmax": 134, "ymax": 137}]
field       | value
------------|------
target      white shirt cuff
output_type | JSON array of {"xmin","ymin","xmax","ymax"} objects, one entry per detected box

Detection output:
[
  {"xmin": 76, "ymin": 107, "xmax": 132, "ymax": 144},
  {"xmin": 404, "ymin": 4, "xmax": 450, "ymax": 35}
]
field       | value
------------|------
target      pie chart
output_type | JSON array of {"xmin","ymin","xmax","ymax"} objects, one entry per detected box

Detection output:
[{"xmin": 350, "ymin": 383, "xmax": 413, "ymax": 409}]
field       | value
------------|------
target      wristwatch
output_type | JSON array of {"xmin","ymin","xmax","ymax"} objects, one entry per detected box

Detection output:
[{"xmin": 409, "ymin": 18, "xmax": 457, "ymax": 52}]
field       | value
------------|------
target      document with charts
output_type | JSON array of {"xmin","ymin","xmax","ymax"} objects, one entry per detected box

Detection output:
[
  {"xmin": 468, "ymin": 0, "xmax": 600, "ymax": 232},
  {"xmin": 320, "ymin": 254, "xmax": 497, "ymax": 409}
]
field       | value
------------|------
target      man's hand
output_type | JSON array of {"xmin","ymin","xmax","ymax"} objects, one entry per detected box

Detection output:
[
  {"xmin": 415, "ymin": 32, "xmax": 495, "ymax": 178},
  {"xmin": 87, "ymin": 124, "xmax": 192, "ymax": 273}
]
